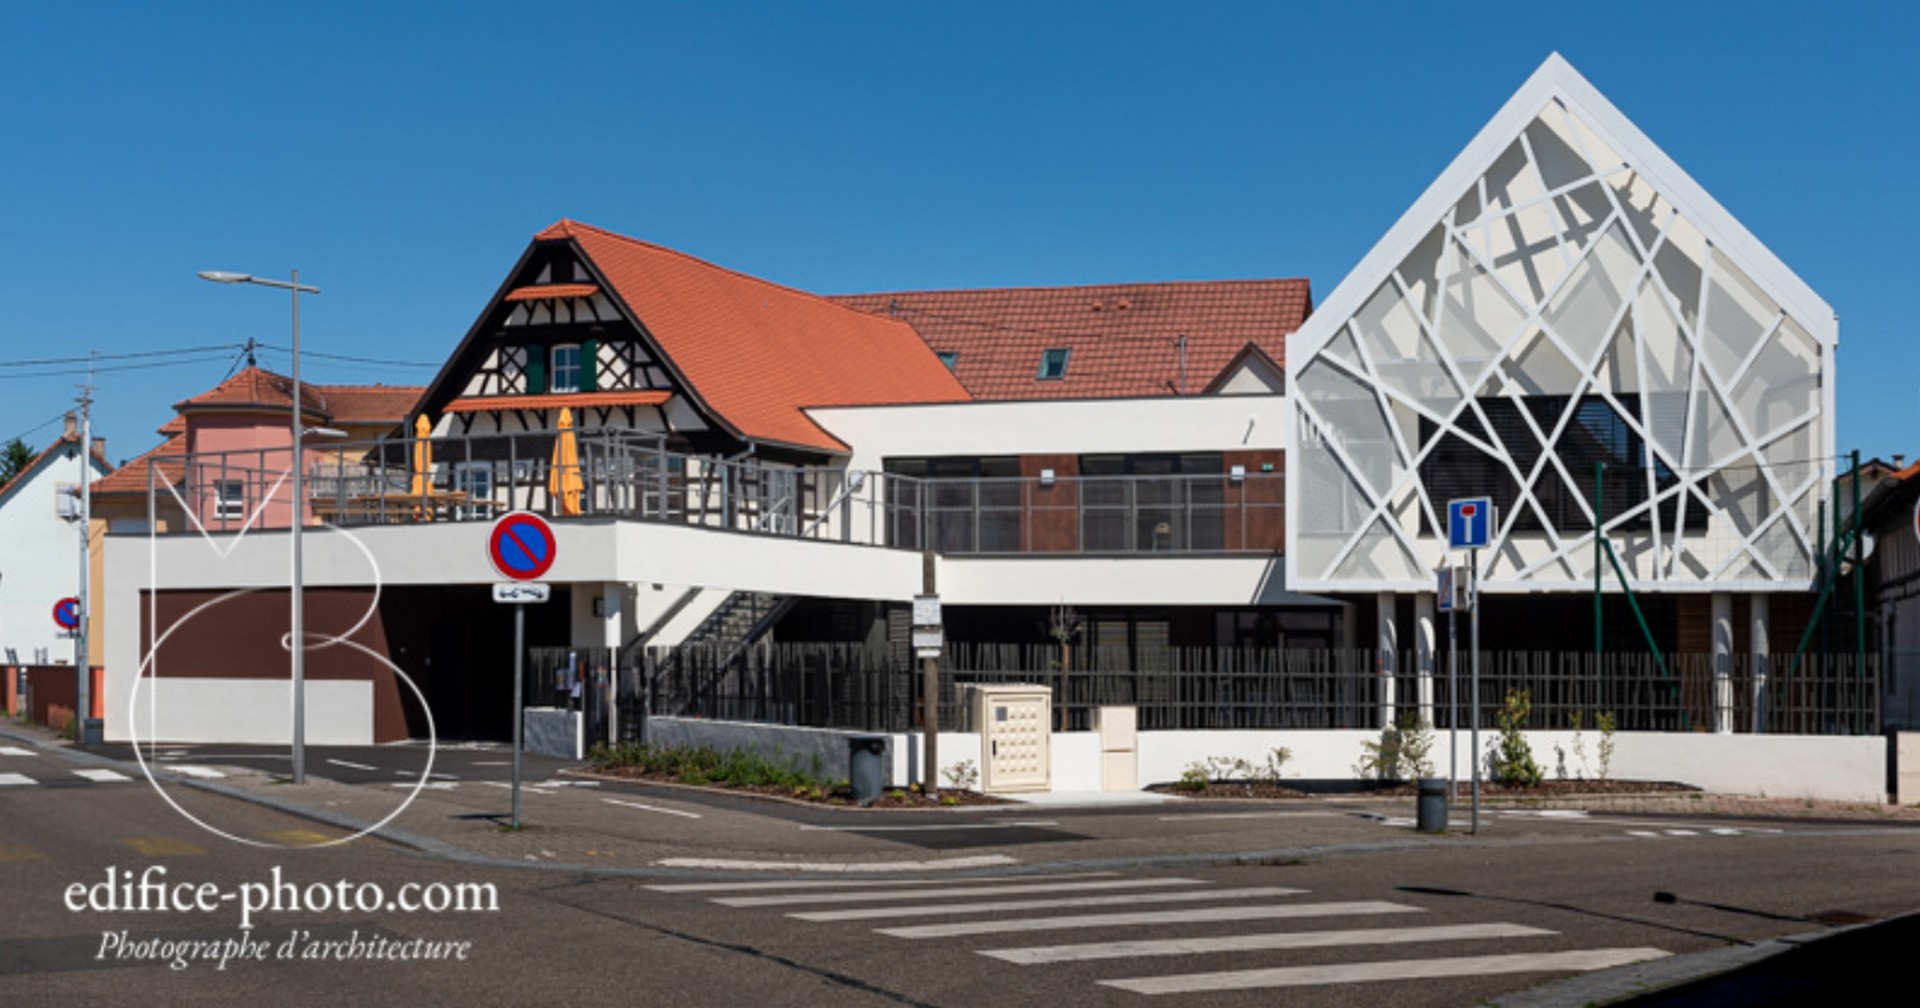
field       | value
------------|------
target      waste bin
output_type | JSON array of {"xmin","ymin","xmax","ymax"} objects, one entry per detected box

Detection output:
[
  {"xmin": 848, "ymin": 735, "xmax": 888, "ymax": 806},
  {"xmin": 1416, "ymin": 777, "xmax": 1448, "ymax": 833}
]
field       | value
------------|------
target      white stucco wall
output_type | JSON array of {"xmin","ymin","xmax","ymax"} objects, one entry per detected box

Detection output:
[
  {"xmin": 0, "ymin": 441, "xmax": 104, "ymax": 665},
  {"xmin": 808, "ymin": 395, "xmax": 1287, "ymax": 472}
]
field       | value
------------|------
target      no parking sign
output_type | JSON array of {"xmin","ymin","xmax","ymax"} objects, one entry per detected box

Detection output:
[
  {"xmin": 488, "ymin": 511, "xmax": 556, "ymax": 582},
  {"xmin": 53, "ymin": 597, "xmax": 80, "ymax": 631}
]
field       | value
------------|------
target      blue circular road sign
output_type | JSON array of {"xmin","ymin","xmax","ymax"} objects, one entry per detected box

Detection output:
[{"xmin": 488, "ymin": 512, "xmax": 557, "ymax": 581}]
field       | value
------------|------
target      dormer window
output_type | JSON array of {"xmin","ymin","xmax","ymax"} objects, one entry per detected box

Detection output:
[
  {"xmin": 550, "ymin": 344, "xmax": 582, "ymax": 393},
  {"xmin": 937, "ymin": 350, "xmax": 959, "ymax": 371},
  {"xmin": 1037, "ymin": 347, "xmax": 1070, "ymax": 380}
]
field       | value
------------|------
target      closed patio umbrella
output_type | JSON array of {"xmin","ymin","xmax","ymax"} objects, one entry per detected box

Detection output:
[
  {"xmin": 549, "ymin": 407, "xmax": 583, "ymax": 516},
  {"xmin": 410, "ymin": 414, "xmax": 433, "ymax": 520}
]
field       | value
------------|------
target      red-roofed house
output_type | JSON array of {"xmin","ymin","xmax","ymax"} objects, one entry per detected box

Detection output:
[
  {"xmin": 829, "ymin": 278, "xmax": 1309, "ymax": 401},
  {"xmin": 0, "ymin": 415, "xmax": 110, "ymax": 673}
]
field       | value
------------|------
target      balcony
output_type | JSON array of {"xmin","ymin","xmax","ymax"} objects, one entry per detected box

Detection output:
[{"xmin": 161, "ymin": 430, "xmax": 1284, "ymax": 557}]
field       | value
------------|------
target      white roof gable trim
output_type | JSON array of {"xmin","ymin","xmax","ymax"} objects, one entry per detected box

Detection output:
[{"xmin": 1287, "ymin": 52, "xmax": 1836, "ymax": 378}]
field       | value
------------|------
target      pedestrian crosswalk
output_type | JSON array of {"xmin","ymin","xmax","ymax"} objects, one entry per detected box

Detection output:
[
  {"xmin": 648, "ymin": 872, "xmax": 1670, "ymax": 997},
  {"xmin": 0, "ymin": 767, "xmax": 146, "ymax": 786}
]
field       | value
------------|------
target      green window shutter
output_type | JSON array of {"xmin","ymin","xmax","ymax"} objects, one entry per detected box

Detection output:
[
  {"xmin": 581, "ymin": 338, "xmax": 598, "ymax": 392},
  {"xmin": 525, "ymin": 349, "xmax": 547, "ymax": 394}
]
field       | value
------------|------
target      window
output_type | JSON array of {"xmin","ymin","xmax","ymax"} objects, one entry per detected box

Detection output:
[
  {"xmin": 1037, "ymin": 347, "xmax": 1070, "ymax": 380},
  {"xmin": 452, "ymin": 462, "xmax": 494, "ymax": 520},
  {"xmin": 214, "ymin": 480, "xmax": 246, "ymax": 520},
  {"xmin": 937, "ymin": 350, "xmax": 959, "ymax": 371},
  {"xmin": 550, "ymin": 344, "xmax": 582, "ymax": 393}
]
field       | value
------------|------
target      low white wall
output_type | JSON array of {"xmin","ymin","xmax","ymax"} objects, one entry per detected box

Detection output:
[
  {"xmin": 113, "ymin": 678, "xmax": 372, "ymax": 745},
  {"xmin": 1051, "ymin": 732, "xmax": 1103, "ymax": 791},
  {"xmin": 1122, "ymin": 729, "xmax": 1885, "ymax": 803},
  {"xmin": 523, "ymin": 707, "xmax": 581, "ymax": 760}
]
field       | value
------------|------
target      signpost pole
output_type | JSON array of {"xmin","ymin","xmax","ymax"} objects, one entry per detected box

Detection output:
[
  {"xmin": 920, "ymin": 550, "xmax": 939, "ymax": 799},
  {"xmin": 1469, "ymin": 546, "xmax": 1481, "ymax": 835},
  {"xmin": 512, "ymin": 604, "xmax": 524, "ymax": 829},
  {"xmin": 1448, "ymin": 605, "xmax": 1458, "ymax": 801}
]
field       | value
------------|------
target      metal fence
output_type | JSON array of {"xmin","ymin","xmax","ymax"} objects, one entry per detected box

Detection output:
[
  {"xmin": 166, "ymin": 429, "xmax": 1285, "ymax": 556},
  {"xmin": 631, "ymin": 642, "xmax": 1880, "ymax": 738}
]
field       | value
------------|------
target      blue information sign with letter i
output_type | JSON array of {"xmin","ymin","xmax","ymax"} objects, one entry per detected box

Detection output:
[{"xmin": 1448, "ymin": 497, "xmax": 1493, "ymax": 550}]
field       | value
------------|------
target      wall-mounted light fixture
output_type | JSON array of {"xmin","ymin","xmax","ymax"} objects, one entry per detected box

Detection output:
[
  {"xmin": 1039, "ymin": 468, "xmax": 1056, "ymax": 487},
  {"xmin": 1229, "ymin": 464, "xmax": 1246, "ymax": 484}
]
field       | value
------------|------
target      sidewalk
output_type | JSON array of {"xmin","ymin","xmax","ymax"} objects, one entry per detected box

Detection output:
[{"xmin": 6, "ymin": 717, "xmax": 1917, "ymax": 880}]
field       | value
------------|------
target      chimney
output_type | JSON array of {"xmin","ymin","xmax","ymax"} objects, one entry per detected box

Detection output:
[{"xmin": 62, "ymin": 412, "xmax": 77, "ymax": 439}]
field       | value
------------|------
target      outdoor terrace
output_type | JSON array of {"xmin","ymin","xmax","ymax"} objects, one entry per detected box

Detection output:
[{"xmin": 155, "ymin": 428, "xmax": 1286, "ymax": 557}]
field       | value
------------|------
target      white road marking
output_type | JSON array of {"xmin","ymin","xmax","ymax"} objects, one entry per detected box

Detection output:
[
  {"xmin": 791, "ymin": 886, "xmax": 1303, "ymax": 922},
  {"xmin": 166, "ymin": 766, "xmax": 225, "ymax": 779},
  {"xmin": 1500, "ymin": 809, "xmax": 1592, "ymax": 819},
  {"xmin": 0, "ymin": 773, "xmax": 34, "ymax": 786},
  {"xmin": 326, "ymin": 759, "xmax": 378, "ymax": 771},
  {"xmin": 1098, "ymin": 947, "xmax": 1670, "ymax": 994},
  {"xmin": 73, "ymin": 769, "xmax": 130, "ymax": 783},
  {"xmin": 981, "ymin": 922, "xmax": 1556, "ymax": 964},
  {"xmin": 471, "ymin": 760, "xmax": 510, "ymax": 766},
  {"xmin": 1157, "ymin": 812, "xmax": 1340, "ymax": 821},
  {"xmin": 718, "ymin": 878, "xmax": 1197, "ymax": 908},
  {"xmin": 1664, "ymin": 829, "xmax": 1700, "ymax": 836},
  {"xmin": 655, "ymin": 855, "xmax": 1020, "ymax": 872},
  {"xmin": 1627, "ymin": 830, "xmax": 1660, "ymax": 837},
  {"xmin": 602, "ymin": 797, "xmax": 702, "ymax": 819},
  {"xmin": 878, "ymin": 901, "xmax": 1423, "ymax": 939},
  {"xmin": 0, "ymin": 746, "xmax": 35, "ymax": 757},
  {"xmin": 647, "ymin": 873, "xmax": 1115, "ymax": 894},
  {"xmin": 390, "ymin": 781, "xmax": 458, "ymax": 790},
  {"xmin": 800, "ymin": 820, "xmax": 1058, "ymax": 832}
]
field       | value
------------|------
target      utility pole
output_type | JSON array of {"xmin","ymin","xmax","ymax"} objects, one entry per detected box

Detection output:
[{"xmin": 75, "ymin": 354, "xmax": 96, "ymax": 745}]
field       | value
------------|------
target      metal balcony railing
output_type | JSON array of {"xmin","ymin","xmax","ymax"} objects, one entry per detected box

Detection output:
[{"xmin": 159, "ymin": 429, "xmax": 1285, "ymax": 556}]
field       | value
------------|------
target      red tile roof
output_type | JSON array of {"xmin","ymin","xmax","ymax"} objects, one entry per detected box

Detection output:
[
  {"xmin": 827, "ymin": 279, "xmax": 1310, "ymax": 400},
  {"xmin": 171, "ymin": 367, "xmax": 420, "ymax": 424},
  {"xmin": 92, "ymin": 435, "xmax": 186, "ymax": 498},
  {"xmin": 504, "ymin": 283, "xmax": 599, "ymax": 302},
  {"xmin": 541, "ymin": 220, "xmax": 970, "ymax": 452},
  {"xmin": 0, "ymin": 429, "xmax": 116, "ymax": 501},
  {"xmin": 322, "ymin": 385, "xmax": 426, "ymax": 424},
  {"xmin": 445, "ymin": 390, "xmax": 672, "ymax": 413}
]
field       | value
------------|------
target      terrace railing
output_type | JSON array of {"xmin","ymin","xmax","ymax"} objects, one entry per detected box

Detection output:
[{"xmin": 164, "ymin": 429, "xmax": 1286, "ymax": 556}]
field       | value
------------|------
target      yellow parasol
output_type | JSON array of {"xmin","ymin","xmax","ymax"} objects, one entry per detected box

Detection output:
[
  {"xmin": 410, "ymin": 414, "xmax": 433, "ymax": 520},
  {"xmin": 548, "ymin": 407, "xmax": 583, "ymax": 516}
]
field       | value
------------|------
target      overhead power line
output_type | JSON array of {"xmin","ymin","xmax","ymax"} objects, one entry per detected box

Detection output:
[{"xmin": 0, "ymin": 343, "xmax": 247, "ymax": 369}]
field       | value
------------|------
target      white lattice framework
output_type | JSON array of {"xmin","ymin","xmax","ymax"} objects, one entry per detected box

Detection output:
[{"xmin": 1286, "ymin": 55, "xmax": 1837, "ymax": 593}]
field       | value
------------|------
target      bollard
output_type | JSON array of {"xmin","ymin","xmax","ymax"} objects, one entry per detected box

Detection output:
[
  {"xmin": 848, "ymin": 735, "xmax": 887, "ymax": 806},
  {"xmin": 1416, "ymin": 777, "xmax": 1449, "ymax": 833}
]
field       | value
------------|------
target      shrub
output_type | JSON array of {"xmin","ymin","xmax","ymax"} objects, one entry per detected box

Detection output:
[
  {"xmin": 1177, "ymin": 763, "xmax": 1211, "ymax": 792},
  {"xmin": 1359, "ymin": 714, "xmax": 1434, "ymax": 782},
  {"xmin": 942, "ymin": 759, "xmax": 980, "ymax": 791},
  {"xmin": 1491, "ymin": 689, "xmax": 1543, "ymax": 787},
  {"xmin": 1597, "ymin": 711, "xmax": 1618, "ymax": 781}
]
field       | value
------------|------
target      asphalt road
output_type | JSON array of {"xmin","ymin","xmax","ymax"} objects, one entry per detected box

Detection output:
[{"xmin": 6, "ymin": 738, "xmax": 1920, "ymax": 1007}]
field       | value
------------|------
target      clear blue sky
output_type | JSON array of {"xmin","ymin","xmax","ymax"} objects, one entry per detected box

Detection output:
[{"xmin": 1, "ymin": 2, "xmax": 1913, "ymax": 468}]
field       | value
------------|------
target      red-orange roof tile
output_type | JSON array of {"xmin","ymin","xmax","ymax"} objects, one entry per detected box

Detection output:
[
  {"xmin": 444, "ymin": 390, "xmax": 672, "ymax": 413},
  {"xmin": 541, "ymin": 220, "xmax": 970, "ymax": 451},
  {"xmin": 321, "ymin": 386, "xmax": 425, "ymax": 424},
  {"xmin": 0, "ymin": 429, "xmax": 110, "ymax": 501},
  {"xmin": 827, "ymin": 279, "xmax": 1310, "ymax": 400},
  {"xmin": 504, "ymin": 283, "xmax": 599, "ymax": 302},
  {"xmin": 91, "ymin": 435, "xmax": 186, "ymax": 497},
  {"xmin": 171, "ymin": 366, "xmax": 420, "ymax": 424}
]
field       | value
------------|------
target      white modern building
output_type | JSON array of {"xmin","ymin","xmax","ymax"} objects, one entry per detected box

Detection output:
[{"xmin": 101, "ymin": 55, "xmax": 1872, "ymax": 796}]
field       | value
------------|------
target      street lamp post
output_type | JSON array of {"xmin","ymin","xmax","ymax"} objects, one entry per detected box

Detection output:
[{"xmin": 198, "ymin": 269, "xmax": 320, "ymax": 784}]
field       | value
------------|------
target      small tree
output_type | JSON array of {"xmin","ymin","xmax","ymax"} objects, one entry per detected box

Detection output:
[
  {"xmin": 1491, "ymin": 689, "xmax": 1543, "ymax": 787},
  {"xmin": 1047, "ymin": 602, "xmax": 1081, "ymax": 731},
  {"xmin": 0, "ymin": 438, "xmax": 35, "ymax": 486}
]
